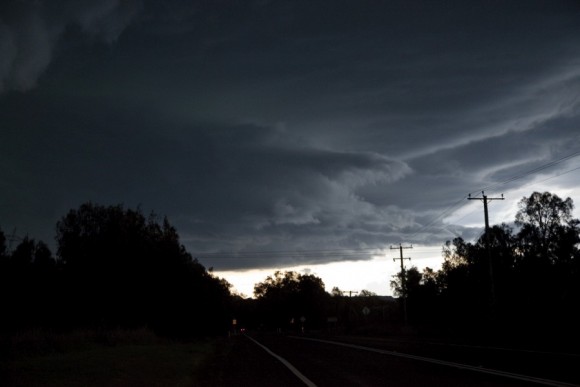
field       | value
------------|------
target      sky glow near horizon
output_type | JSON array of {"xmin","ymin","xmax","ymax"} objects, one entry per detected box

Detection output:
[
  {"xmin": 215, "ymin": 247, "xmax": 445, "ymax": 298},
  {"xmin": 217, "ymin": 175, "xmax": 580, "ymax": 297},
  {"xmin": 1, "ymin": 1, "xmax": 580, "ymax": 297}
]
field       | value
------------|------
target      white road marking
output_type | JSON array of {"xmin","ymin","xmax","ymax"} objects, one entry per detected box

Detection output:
[
  {"xmin": 245, "ymin": 335, "xmax": 317, "ymax": 387},
  {"xmin": 292, "ymin": 337, "xmax": 579, "ymax": 387}
]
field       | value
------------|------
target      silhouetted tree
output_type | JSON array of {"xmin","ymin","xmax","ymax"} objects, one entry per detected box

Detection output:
[
  {"xmin": 428, "ymin": 192, "xmax": 580, "ymax": 342},
  {"xmin": 515, "ymin": 191, "xmax": 576, "ymax": 262},
  {"xmin": 33, "ymin": 241, "xmax": 55, "ymax": 269},
  {"xmin": 254, "ymin": 271, "xmax": 329, "ymax": 331},
  {"xmin": 54, "ymin": 202, "xmax": 232, "ymax": 336},
  {"xmin": 439, "ymin": 226, "xmax": 519, "ymax": 326},
  {"xmin": 331, "ymin": 286, "xmax": 343, "ymax": 297},
  {"xmin": 0, "ymin": 227, "xmax": 7, "ymax": 259},
  {"xmin": 438, "ymin": 237, "xmax": 488, "ymax": 328},
  {"xmin": 10, "ymin": 236, "xmax": 35, "ymax": 268},
  {"xmin": 0, "ymin": 235, "xmax": 58, "ymax": 330},
  {"xmin": 513, "ymin": 192, "xmax": 580, "ymax": 334},
  {"xmin": 390, "ymin": 266, "xmax": 441, "ymax": 325}
]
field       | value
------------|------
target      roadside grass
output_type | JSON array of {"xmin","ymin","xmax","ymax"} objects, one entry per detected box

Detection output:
[{"xmin": 0, "ymin": 328, "xmax": 221, "ymax": 387}]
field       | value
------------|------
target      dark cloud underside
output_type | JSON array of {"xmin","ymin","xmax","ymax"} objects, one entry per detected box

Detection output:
[{"xmin": 1, "ymin": 0, "xmax": 580, "ymax": 270}]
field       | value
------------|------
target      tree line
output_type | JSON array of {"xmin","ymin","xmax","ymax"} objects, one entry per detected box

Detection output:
[
  {"xmin": 1, "ymin": 191, "xmax": 579, "ymax": 342},
  {"xmin": 0, "ymin": 203, "xmax": 232, "ymax": 337},
  {"xmin": 391, "ymin": 191, "xmax": 580, "ymax": 342}
]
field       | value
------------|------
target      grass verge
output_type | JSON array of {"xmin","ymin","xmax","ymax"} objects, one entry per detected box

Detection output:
[{"xmin": 0, "ymin": 328, "xmax": 220, "ymax": 387}]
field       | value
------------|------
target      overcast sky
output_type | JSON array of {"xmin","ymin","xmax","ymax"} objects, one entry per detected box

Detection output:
[{"xmin": 2, "ymin": 1, "xmax": 580, "ymax": 282}]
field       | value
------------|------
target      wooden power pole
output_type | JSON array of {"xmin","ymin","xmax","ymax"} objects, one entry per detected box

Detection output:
[
  {"xmin": 468, "ymin": 191, "xmax": 504, "ymax": 317},
  {"xmin": 391, "ymin": 243, "xmax": 412, "ymax": 324}
]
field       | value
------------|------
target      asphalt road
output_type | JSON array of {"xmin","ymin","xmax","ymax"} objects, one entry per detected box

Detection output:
[{"xmin": 204, "ymin": 333, "xmax": 580, "ymax": 387}]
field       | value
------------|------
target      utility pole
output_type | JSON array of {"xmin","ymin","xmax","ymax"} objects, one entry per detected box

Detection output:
[
  {"xmin": 468, "ymin": 191, "xmax": 504, "ymax": 317},
  {"xmin": 342, "ymin": 290, "xmax": 358, "ymax": 332},
  {"xmin": 391, "ymin": 243, "xmax": 412, "ymax": 324}
]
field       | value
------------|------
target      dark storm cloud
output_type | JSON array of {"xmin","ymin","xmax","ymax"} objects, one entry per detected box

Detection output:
[
  {"xmin": 121, "ymin": 0, "xmax": 580, "ymax": 159},
  {"xmin": 0, "ymin": 92, "xmax": 411, "ymax": 267},
  {"xmin": 0, "ymin": 0, "xmax": 141, "ymax": 93},
  {"xmin": 1, "ymin": 0, "xmax": 580, "ymax": 270}
]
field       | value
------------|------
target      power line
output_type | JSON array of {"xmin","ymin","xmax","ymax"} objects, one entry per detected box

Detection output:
[
  {"xmin": 495, "ymin": 164, "xmax": 580, "ymax": 196},
  {"xmin": 195, "ymin": 244, "xmax": 439, "ymax": 259},
  {"xmin": 478, "ymin": 149, "xmax": 580, "ymax": 194},
  {"xmin": 196, "ymin": 249, "xmax": 438, "ymax": 261},
  {"xmin": 407, "ymin": 196, "xmax": 470, "ymax": 241},
  {"xmin": 409, "ymin": 151, "xmax": 580, "ymax": 241},
  {"xmin": 449, "ymin": 163, "xmax": 580, "ymax": 236},
  {"xmin": 199, "ymin": 151, "xmax": 580, "ymax": 262},
  {"xmin": 196, "ymin": 249, "xmax": 385, "ymax": 260},
  {"xmin": 197, "ymin": 246, "xmax": 385, "ymax": 256}
]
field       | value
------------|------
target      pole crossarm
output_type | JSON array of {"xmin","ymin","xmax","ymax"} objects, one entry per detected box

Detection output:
[
  {"xmin": 390, "ymin": 244, "xmax": 412, "ymax": 265},
  {"xmin": 468, "ymin": 191, "xmax": 504, "ymax": 231}
]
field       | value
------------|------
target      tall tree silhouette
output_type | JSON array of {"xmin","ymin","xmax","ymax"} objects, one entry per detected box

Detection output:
[
  {"xmin": 0, "ymin": 235, "xmax": 57, "ymax": 330},
  {"xmin": 0, "ymin": 227, "xmax": 7, "ymax": 259},
  {"xmin": 514, "ymin": 192, "xmax": 580, "ymax": 333},
  {"xmin": 516, "ymin": 191, "xmax": 577, "ymax": 264},
  {"xmin": 55, "ymin": 202, "xmax": 232, "ymax": 335}
]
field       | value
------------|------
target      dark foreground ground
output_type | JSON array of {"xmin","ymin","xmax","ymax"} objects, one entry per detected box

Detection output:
[
  {"xmin": 0, "ymin": 329, "xmax": 213, "ymax": 387},
  {"xmin": 2, "ymin": 329, "xmax": 579, "ymax": 386},
  {"xmin": 198, "ymin": 332, "xmax": 580, "ymax": 387},
  {"xmin": 196, "ymin": 334, "xmax": 306, "ymax": 386}
]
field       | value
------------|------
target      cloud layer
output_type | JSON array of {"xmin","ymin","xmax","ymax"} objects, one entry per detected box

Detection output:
[
  {"xmin": 0, "ymin": 0, "xmax": 141, "ymax": 93},
  {"xmin": 1, "ymin": 0, "xmax": 580, "ymax": 271}
]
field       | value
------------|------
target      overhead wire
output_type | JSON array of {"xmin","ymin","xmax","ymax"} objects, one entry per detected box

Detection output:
[
  {"xmin": 196, "ymin": 246, "xmax": 439, "ymax": 260},
  {"xmin": 492, "ymin": 164, "xmax": 580, "ymax": 197},
  {"xmin": 408, "ymin": 148, "xmax": 580, "ymax": 242},
  {"xmin": 197, "ymin": 149, "xmax": 580, "ymax": 262},
  {"xmin": 478, "ymin": 148, "xmax": 580, "ymax": 195}
]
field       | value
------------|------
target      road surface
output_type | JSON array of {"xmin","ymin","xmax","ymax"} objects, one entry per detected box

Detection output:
[{"xmin": 200, "ymin": 333, "xmax": 580, "ymax": 386}]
